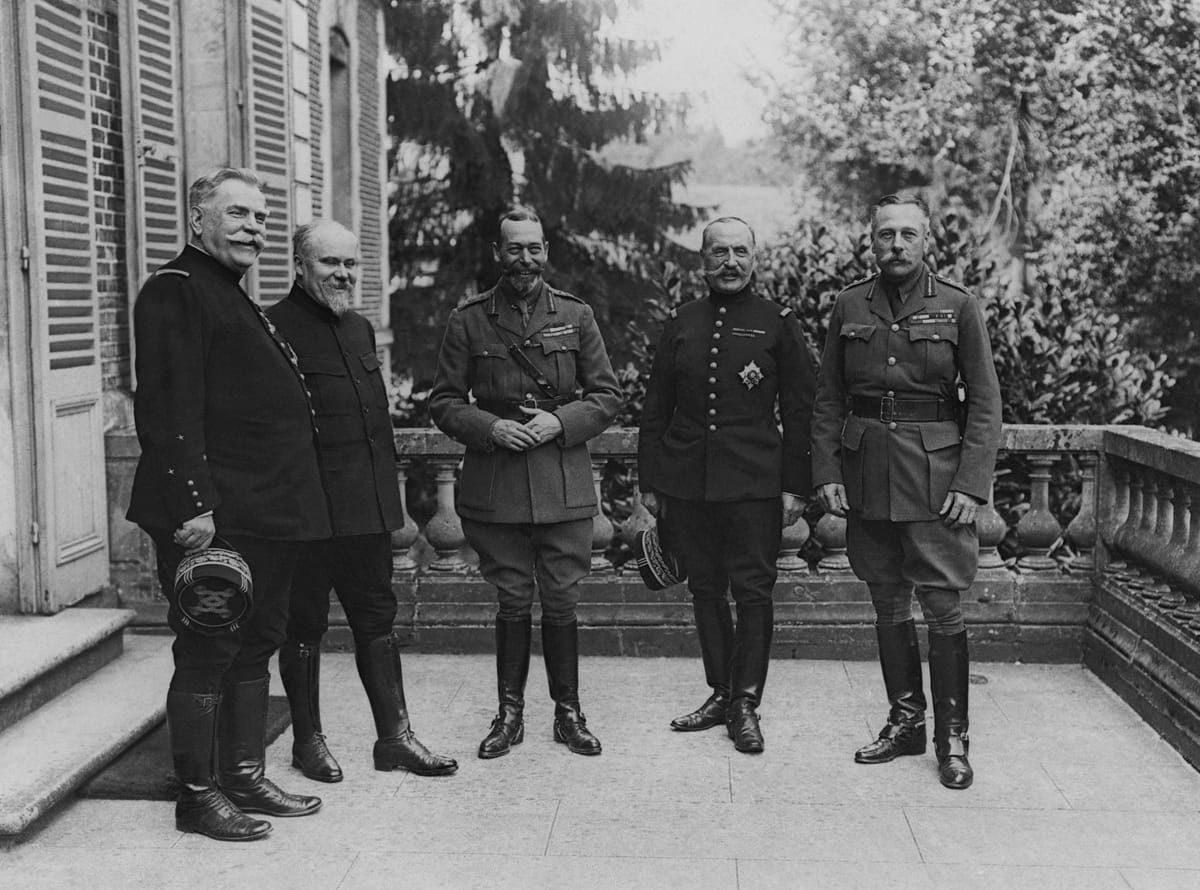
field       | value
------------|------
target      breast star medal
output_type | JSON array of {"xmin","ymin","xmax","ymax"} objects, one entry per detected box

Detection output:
[{"xmin": 738, "ymin": 360, "xmax": 763, "ymax": 390}]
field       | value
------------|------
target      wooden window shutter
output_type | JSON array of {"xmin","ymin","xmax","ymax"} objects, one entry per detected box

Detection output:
[
  {"xmin": 123, "ymin": 0, "xmax": 184, "ymax": 288},
  {"xmin": 246, "ymin": 0, "xmax": 293, "ymax": 307}
]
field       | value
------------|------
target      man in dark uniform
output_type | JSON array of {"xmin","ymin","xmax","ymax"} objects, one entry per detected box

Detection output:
[
  {"xmin": 638, "ymin": 216, "xmax": 817, "ymax": 754},
  {"xmin": 268, "ymin": 220, "xmax": 457, "ymax": 782},
  {"xmin": 430, "ymin": 207, "xmax": 622, "ymax": 759},
  {"xmin": 812, "ymin": 193, "xmax": 1002, "ymax": 790},
  {"xmin": 127, "ymin": 168, "xmax": 330, "ymax": 841}
]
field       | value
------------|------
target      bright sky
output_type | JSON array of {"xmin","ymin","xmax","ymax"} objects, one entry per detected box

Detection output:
[{"xmin": 612, "ymin": 0, "xmax": 788, "ymax": 144}]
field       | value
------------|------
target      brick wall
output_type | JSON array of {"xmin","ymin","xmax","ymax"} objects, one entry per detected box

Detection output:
[{"xmin": 87, "ymin": 7, "xmax": 129, "ymax": 394}]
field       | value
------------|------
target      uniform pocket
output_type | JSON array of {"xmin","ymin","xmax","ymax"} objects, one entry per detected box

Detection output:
[
  {"xmin": 457, "ymin": 453, "xmax": 496, "ymax": 511},
  {"xmin": 841, "ymin": 415, "xmax": 867, "ymax": 508},
  {"xmin": 359, "ymin": 350, "xmax": 389, "ymax": 407},
  {"xmin": 297, "ymin": 357, "xmax": 348, "ymax": 417},
  {"xmin": 839, "ymin": 322, "xmax": 878, "ymax": 343},
  {"xmin": 908, "ymin": 324, "xmax": 958, "ymax": 378},
  {"xmin": 921, "ymin": 421, "xmax": 962, "ymax": 511},
  {"xmin": 541, "ymin": 332, "xmax": 580, "ymax": 391},
  {"xmin": 470, "ymin": 343, "xmax": 509, "ymax": 394}
]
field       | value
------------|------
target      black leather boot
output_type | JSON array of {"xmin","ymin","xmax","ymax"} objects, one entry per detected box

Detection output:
[
  {"xmin": 726, "ymin": 602, "xmax": 773, "ymax": 754},
  {"xmin": 479, "ymin": 615, "xmax": 532, "ymax": 759},
  {"xmin": 929, "ymin": 629, "xmax": 973, "ymax": 790},
  {"xmin": 279, "ymin": 640, "xmax": 344, "ymax": 783},
  {"xmin": 169, "ymin": 690, "xmax": 272, "ymax": 841},
  {"xmin": 357, "ymin": 633, "xmax": 458, "ymax": 776},
  {"xmin": 217, "ymin": 676, "xmax": 323, "ymax": 816},
  {"xmin": 670, "ymin": 598, "xmax": 733, "ymax": 731},
  {"xmin": 543, "ymin": 620, "xmax": 602, "ymax": 756},
  {"xmin": 855, "ymin": 620, "xmax": 928, "ymax": 764}
]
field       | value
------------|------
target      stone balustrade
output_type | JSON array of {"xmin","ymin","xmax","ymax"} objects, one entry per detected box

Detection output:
[{"xmin": 103, "ymin": 423, "xmax": 1199, "ymax": 661}]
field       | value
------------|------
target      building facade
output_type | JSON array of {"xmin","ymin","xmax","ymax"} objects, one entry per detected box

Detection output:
[{"xmin": 0, "ymin": 0, "xmax": 388, "ymax": 615}]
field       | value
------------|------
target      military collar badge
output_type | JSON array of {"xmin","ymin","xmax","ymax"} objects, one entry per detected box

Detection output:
[{"xmin": 739, "ymin": 360, "xmax": 764, "ymax": 390}]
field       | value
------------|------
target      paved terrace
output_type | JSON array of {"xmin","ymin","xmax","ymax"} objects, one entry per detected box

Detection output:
[{"xmin": 4, "ymin": 652, "xmax": 1199, "ymax": 889}]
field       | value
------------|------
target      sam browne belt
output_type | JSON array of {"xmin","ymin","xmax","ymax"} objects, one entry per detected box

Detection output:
[{"xmin": 850, "ymin": 395, "xmax": 955, "ymax": 423}]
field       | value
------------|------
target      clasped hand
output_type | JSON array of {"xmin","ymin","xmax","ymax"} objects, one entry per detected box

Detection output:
[{"xmin": 491, "ymin": 407, "xmax": 563, "ymax": 452}]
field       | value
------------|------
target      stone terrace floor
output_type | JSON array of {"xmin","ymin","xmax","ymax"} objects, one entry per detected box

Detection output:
[{"xmin": 4, "ymin": 652, "xmax": 1200, "ymax": 889}]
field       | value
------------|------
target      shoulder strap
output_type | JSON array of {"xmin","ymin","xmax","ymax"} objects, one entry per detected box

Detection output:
[{"xmin": 484, "ymin": 313, "xmax": 559, "ymax": 399}]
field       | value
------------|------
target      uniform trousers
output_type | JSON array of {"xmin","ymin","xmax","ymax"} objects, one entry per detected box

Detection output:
[
  {"xmin": 146, "ymin": 529, "xmax": 301, "ymax": 693},
  {"xmin": 666, "ymin": 497, "xmax": 781, "ymax": 606},
  {"xmin": 286, "ymin": 533, "xmax": 396, "ymax": 648},
  {"xmin": 846, "ymin": 514, "xmax": 977, "ymax": 634},
  {"xmin": 461, "ymin": 517, "xmax": 592, "ymax": 623}
]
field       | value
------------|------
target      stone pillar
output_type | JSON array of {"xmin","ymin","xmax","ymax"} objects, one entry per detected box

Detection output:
[
  {"xmin": 813, "ymin": 512, "xmax": 850, "ymax": 572},
  {"xmin": 590, "ymin": 457, "xmax": 614, "ymax": 573},
  {"xmin": 976, "ymin": 473, "xmax": 1008, "ymax": 570},
  {"xmin": 391, "ymin": 457, "xmax": 420, "ymax": 573},
  {"xmin": 1016, "ymin": 454, "xmax": 1062, "ymax": 570},
  {"xmin": 1065, "ymin": 453, "xmax": 1098, "ymax": 570},
  {"xmin": 424, "ymin": 456, "xmax": 468, "ymax": 573},
  {"xmin": 777, "ymin": 509, "xmax": 810, "ymax": 572}
]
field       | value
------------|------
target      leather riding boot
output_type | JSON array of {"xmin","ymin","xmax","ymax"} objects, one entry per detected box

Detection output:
[
  {"xmin": 726, "ymin": 602, "xmax": 773, "ymax": 754},
  {"xmin": 279, "ymin": 640, "xmax": 344, "ymax": 783},
  {"xmin": 929, "ymin": 630, "xmax": 973, "ymax": 790},
  {"xmin": 356, "ymin": 633, "xmax": 458, "ymax": 776},
  {"xmin": 479, "ymin": 615, "xmax": 532, "ymax": 759},
  {"xmin": 671, "ymin": 598, "xmax": 734, "ymax": 731},
  {"xmin": 855, "ymin": 620, "xmax": 928, "ymax": 764},
  {"xmin": 543, "ymin": 620, "xmax": 602, "ymax": 756},
  {"xmin": 168, "ymin": 690, "xmax": 271, "ymax": 841},
  {"xmin": 217, "ymin": 676, "xmax": 323, "ymax": 816}
]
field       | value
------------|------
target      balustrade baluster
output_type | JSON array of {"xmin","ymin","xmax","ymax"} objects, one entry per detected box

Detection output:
[
  {"xmin": 1103, "ymin": 464, "xmax": 1132, "ymax": 578},
  {"xmin": 1016, "ymin": 454, "xmax": 1063, "ymax": 570},
  {"xmin": 1112, "ymin": 465, "xmax": 1145, "ymax": 567},
  {"xmin": 424, "ymin": 456, "xmax": 469, "ymax": 573},
  {"xmin": 976, "ymin": 473, "xmax": 1008, "ymax": 569},
  {"xmin": 590, "ymin": 457, "xmax": 614, "ymax": 572},
  {"xmin": 777, "ymin": 510, "xmax": 810, "ymax": 572},
  {"xmin": 391, "ymin": 457, "xmax": 419, "ymax": 573},
  {"xmin": 620, "ymin": 467, "xmax": 654, "ymax": 549},
  {"xmin": 813, "ymin": 512, "xmax": 850, "ymax": 571},
  {"xmin": 1177, "ymin": 484, "xmax": 1200, "ymax": 625},
  {"xmin": 1065, "ymin": 453, "xmax": 1098, "ymax": 570}
]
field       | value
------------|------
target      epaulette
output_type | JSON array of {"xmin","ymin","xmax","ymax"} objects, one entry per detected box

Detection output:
[
  {"xmin": 548, "ymin": 285, "xmax": 585, "ymax": 304},
  {"xmin": 837, "ymin": 272, "xmax": 878, "ymax": 295},
  {"xmin": 456, "ymin": 291, "xmax": 491, "ymax": 310},
  {"xmin": 933, "ymin": 274, "xmax": 972, "ymax": 296},
  {"xmin": 154, "ymin": 268, "xmax": 189, "ymax": 278},
  {"xmin": 779, "ymin": 306, "xmax": 793, "ymax": 317}
]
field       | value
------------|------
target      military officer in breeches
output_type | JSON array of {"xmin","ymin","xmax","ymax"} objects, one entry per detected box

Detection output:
[
  {"xmin": 268, "ymin": 220, "xmax": 457, "ymax": 784},
  {"xmin": 812, "ymin": 193, "xmax": 1002, "ymax": 789},
  {"xmin": 639, "ymin": 216, "xmax": 818, "ymax": 754},
  {"xmin": 430, "ymin": 207, "xmax": 622, "ymax": 759},
  {"xmin": 127, "ymin": 168, "xmax": 328, "ymax": 841}
]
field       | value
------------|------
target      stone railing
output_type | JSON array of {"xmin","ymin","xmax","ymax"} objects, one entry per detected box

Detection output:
[{"xmin": 104, "ymin": 424, "xmax": 1198, "ymax": 661}]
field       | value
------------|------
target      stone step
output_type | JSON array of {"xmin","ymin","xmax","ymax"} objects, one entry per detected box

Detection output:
[
  {"xmin": 0, "ymin": 609, "xmax": 136, "ymax": 734},
  {"xmin": 0, "ymin": 631, "xmax": 172, "ymax": 835}
]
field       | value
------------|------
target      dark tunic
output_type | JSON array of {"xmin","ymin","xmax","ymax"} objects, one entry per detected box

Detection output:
[
  {"xmin": 127, "ymin": 245, "xmax": 330, "ymax": 541},
  {"xmin": 267, "ymin": 284, "xmax": 404, "ymax": 536}
]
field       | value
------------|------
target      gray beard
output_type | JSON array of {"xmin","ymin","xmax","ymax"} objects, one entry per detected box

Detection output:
[{"xmin": 321, "ymin": 289, "xmax": 353, "ymax": 316}]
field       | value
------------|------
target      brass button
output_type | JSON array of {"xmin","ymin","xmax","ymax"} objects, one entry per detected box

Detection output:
[
  {"xmin": 709, "ymin": 424, "xmax": 717, "ymax": 431},
  {"xmin": 887, "ymin": 356, "xmax": 897, "ymax": 366},
  {"xmin": 709, "ymin": 393, "xmax": 716, "ymax": 400},
  {"xmin": 712, "ymin": 332, "xmax": 721, "ymax": 340},
  {"xmin": 708, "ymin": 408, "xmax": 717, "ymax": 416},
  {"xmin": 932, "ymin": 333, "xmax": 941, "ymax": 341},
  {"xmin": 715, "ymin": 320, "xmax": 724, "ymax": 327},
  {"xmin": 709, "ymin": 362, "xmax": 718, "ymax": 369},
  {"xmin": 887, "ymin": 390, "xmax": 895, "ymax": 397},
  {"xmin": 708, "ymin": 377, "xmax": 717, "ymax": 384},
  {"xmin": 888, "ymin": 422, "xmax": 898, "ymax": 431},
  {"xmin": 710, "ymin": 347, "xmax": 719, "ymax": 355},
  {"xmin": 718, "ymin": 306, "xmax": 727, "ymax": 314},
  {"xmin": 891, "ymin": 323, "xmax": 900, "ymax": 332}
]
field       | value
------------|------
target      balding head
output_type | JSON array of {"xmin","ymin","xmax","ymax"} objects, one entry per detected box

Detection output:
[{"xmin": 293, "ymin": 219, "xmax": 359, "ymax": 315}]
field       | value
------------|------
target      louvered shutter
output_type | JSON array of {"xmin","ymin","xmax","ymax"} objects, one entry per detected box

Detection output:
[
  {"xmin": 22, "ymin": 0, "xmax": 109, "ymax": 610},
  {"xmin": 245, "ymin": 0, "xmax": 293, "ymax": 306},
  {"xmin": 124, "ymin": 0, "xmax": 184, "ymax": 287}
]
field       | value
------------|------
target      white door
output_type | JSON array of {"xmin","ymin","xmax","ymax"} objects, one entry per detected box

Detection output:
[{"xmin": 18, "ymin": 0, "xmax": 110, "ymax": 612}]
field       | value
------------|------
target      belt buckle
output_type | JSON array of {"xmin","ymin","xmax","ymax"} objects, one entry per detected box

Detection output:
[
  {"xmin": 520, "ymin": 396, "xmax": 539, "ymax": 411},
  {"xmin": 879, "ymin": 396, "xmax": 895, "ymax": 423}
]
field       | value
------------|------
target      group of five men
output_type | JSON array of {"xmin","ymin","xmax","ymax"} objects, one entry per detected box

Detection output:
[{"xmin": 128, "ymin": 168, "xmax": 1000, "ymax": 842}]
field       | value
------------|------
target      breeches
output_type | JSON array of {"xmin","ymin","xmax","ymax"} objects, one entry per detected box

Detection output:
[
  {"xmin": 147, "ymin": 528, "xmax": 301, "ymax": 693},
  {"xmin": 666, "ymin": 497, "xmax": 781, "ymax": 608},
  {"xmin": 462, "ymin": 517, "xmax": 592, "ymax": 623},
  {"xmin": 287, "ymin": 533, "xmax": 396, "ymax": 648},
  {"xmin": 846, "ymin": 514, "xmax": 976, "ymax": 635}
]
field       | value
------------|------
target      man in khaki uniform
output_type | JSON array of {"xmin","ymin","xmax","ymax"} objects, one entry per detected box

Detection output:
[
  {"xmin": 812, "ymin": 193, "xmax": 1001, "ymax": 790},
  {"xmin": 430, "ymin": 207, "xmax": 622, "ymax": 759}
]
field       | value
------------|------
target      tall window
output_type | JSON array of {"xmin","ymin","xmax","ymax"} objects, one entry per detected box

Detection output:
[{"xmin": 328, "ymin": 27, "xmax": 352, "ymax": 226}]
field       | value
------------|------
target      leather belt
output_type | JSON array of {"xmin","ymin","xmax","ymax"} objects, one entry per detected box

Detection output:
[
  {"xmin": 850, "ymin": 395, "xmax": 954, "ymax": 423},
  {"xmin": 477, "ymin": 395, "xmax": 576, "ymax": 419}
]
